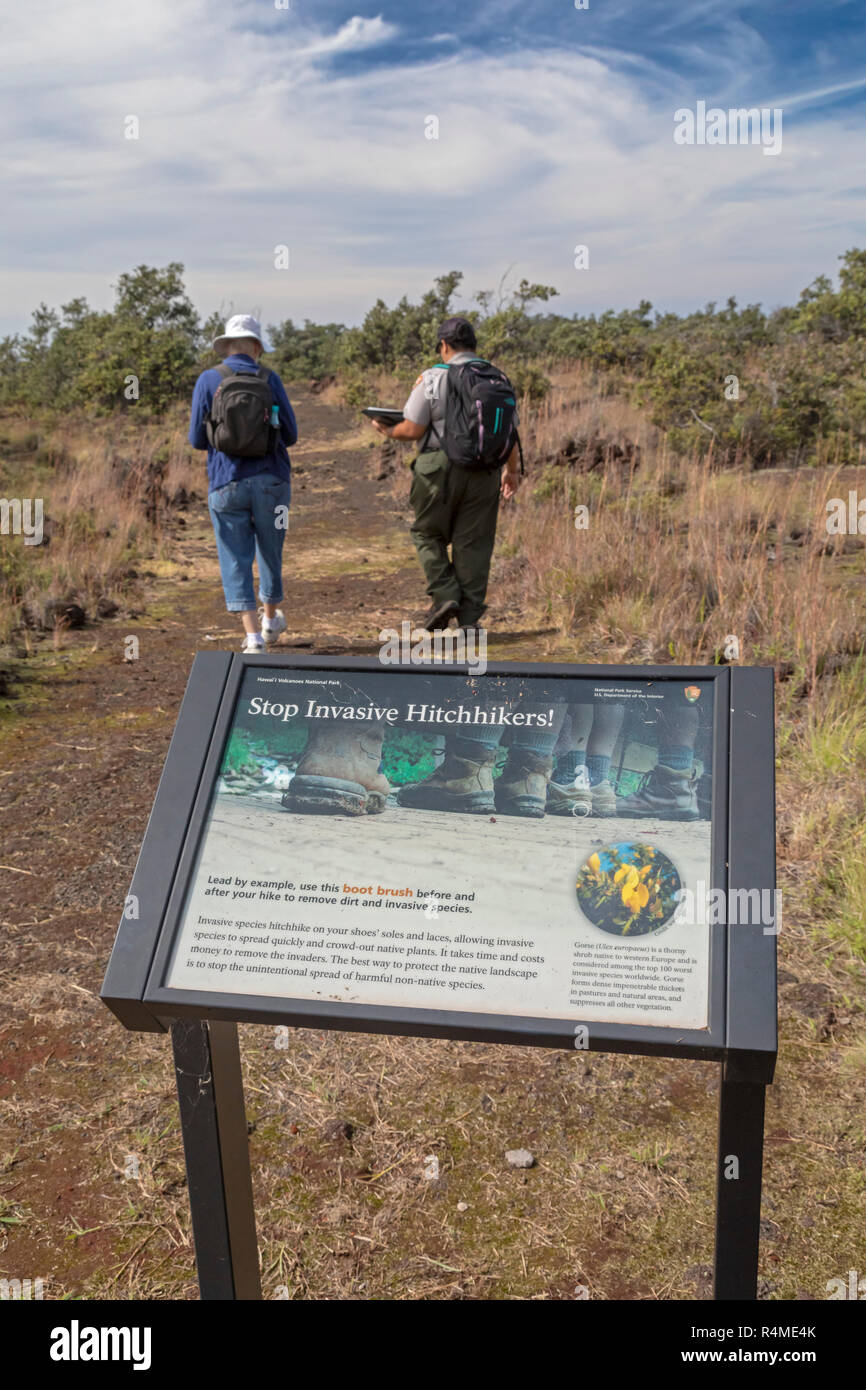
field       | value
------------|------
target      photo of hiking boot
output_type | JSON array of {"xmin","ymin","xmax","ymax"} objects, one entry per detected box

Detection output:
[
  {"xmin": 494, "ymin": 749, "xmax": 554, "ymax": 818},
  {"xmin": 615, "ymin": 764, "xmax": 699, "ymax": 821},
  {"xmin": 590, "ymin": 778, "xmax": 618, "ymax": 817},
  {"xmin": 282, "ymin": 724, "xmax": 391, "ymax": 816},
  {"xmin": 546, "ymin": 764, "xmax": 592, "ymax": 816},
  {"xmin": 396, "ymin": 743, "xmax": 497, "ymax": 813}
]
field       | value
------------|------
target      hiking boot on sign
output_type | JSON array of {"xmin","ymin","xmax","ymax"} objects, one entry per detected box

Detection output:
[
  {"xmin": 616, "ymin": 765, "xmax": 699, "ymax": 822},
  {"xmin": 494, "ymin": 750, "xmax": 555, "ymax": 819},
  {"xmin": 546, "ymin": 764, "xmax": 593, "ymax": 817},
  {"xmin": 397, "ymin": 742, "xmax": 497, "ymax": 814},
  {"xmin": 282, "ymin": 724, "xmax": 391, "ymax": 816},
  {"xmin": 590, "ymin": 778, "xmax": 618, "ymax": 817}
]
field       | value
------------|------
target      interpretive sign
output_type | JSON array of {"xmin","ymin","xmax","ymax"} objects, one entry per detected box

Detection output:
[
  {"xmin": 165, "ymin": 666, "xmax": 717, "ymax": 1034},
  {"xmin": 102, "ymin": 653, "xmax": 777, "ymax": 1300}
]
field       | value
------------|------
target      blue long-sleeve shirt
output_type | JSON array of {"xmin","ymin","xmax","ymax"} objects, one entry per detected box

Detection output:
[{"xmin": 188, "ymin": 353, "xmax": 298, "ymax": 491}]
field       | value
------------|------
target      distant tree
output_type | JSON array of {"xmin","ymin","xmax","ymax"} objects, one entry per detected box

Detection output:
[
  {"xmin": 7, "ymin": 267, "xmax": 200, "ymax": 415},
  {"xmin": 112, "ymin": 263, "xmax": 199, "ymax": 338},
  {"xmin": 19, "ymin": 304, "xmax": 60, "ymax": 365},
  {"xmin": 477, "ymin": 276, "xmax": 559, "ymax": 362},
  {"xmin": 339, "ymin": 271, "xmax": 464, "ymax": 372},
  {"xmin": 0, "ymin": 335, "xmax": 23, "ymax": 410},
  {"xmin": 789, "ymin": 248, "xmax": 866, "ymax": 340},
  {"xmin": 101, "ymin": 264, "xmax": 199, "ymax": 412},
  {"xmin": 199, "ymin": 309, "xmax": 228, "ymax": 364},
  {"xmin": 268, "ymin": 319, "xmax": 346, "ymax": 380}
]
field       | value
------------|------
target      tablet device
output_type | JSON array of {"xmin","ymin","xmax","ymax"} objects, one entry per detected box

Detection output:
[{"xmin": 362, "ymin": 407, "xmax": 405, "ymax": 425}]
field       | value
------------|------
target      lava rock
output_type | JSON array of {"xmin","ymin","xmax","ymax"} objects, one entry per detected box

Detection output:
[
  {"xmin": 505, "ymin": 1148, "xmax": 535, "ymax": 1169},
  {"xmin": 44, "ymin": 599, "xmax": 86, "ymax": 629}
]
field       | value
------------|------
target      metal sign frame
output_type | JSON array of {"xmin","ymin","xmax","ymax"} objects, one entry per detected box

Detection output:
[{"xmin": 101, "ymin": 652, "xmax": 777, "ymax": 1300}]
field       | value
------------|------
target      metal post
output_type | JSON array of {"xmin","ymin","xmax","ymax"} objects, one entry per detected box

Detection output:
[
  {"xmin": 171, "ymin": 1019, "xmax": 262, "ymax": 1300},
  {"xmin": 713, "ymin": 1069, "xmax": 766, "ymax": 1300}
]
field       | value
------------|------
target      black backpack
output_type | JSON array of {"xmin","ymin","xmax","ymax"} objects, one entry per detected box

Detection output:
[
  {"xmin": 206, "ymin": 363, "xmax": 276, "ymax": 457},
  {"xmin": 428, "ymin": 358, "xmax": 523, "ymax": 471}
]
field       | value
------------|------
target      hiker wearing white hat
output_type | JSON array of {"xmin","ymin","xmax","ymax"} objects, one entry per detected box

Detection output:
[
  {"xmin": 212, "ymin": 313, "xmax": 274, "ymax": 356},
  {"xmin": 189, "ymin": 314, "xmax": 298, "ymax": 652}
]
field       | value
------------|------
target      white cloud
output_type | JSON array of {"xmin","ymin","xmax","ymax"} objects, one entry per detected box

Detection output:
[
  {"xmin": 299, "ymin": 15, "xmax": 399, "ymax": 60},
  {"xmin": 0, "ymin": 1, "xmax": 863, "ymax": 338},
  {"xmin": 773, "ymin": 74, "xmax": 866, "ymax": 111}
]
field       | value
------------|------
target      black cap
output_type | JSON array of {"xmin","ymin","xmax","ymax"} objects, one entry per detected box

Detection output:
[{"xmin": 436, "ymin": 315, "xmax": 477, "ymax": 351}]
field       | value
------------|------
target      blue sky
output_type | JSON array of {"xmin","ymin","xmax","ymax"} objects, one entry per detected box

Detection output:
[{"xmin": 3, "ymin": 0, "xmax": 866, "ymax": 338}]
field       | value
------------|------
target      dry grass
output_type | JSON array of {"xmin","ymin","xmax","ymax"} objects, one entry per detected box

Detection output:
[
  {"xmin": 777, "ymin": 658, "xmax": 866, "ymax": 961},
  {"xmin": 500, "ymin": 368, "xmax": 865, "ymax": 688},
  {"xmin": 0, "ymin": 409, "xmax": 200, "ymax": 645}
]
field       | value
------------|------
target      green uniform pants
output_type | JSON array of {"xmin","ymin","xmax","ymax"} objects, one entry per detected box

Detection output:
[{"xmin": 408, "ymin": 449, "xmax": 501, "ymax": 625}]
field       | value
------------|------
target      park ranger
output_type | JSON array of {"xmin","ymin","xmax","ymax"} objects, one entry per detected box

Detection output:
[{"xmin": 369, "ymin": 316, "xmax": 522, "ymax": 632}]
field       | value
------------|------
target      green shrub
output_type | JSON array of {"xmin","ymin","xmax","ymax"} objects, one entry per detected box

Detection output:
[
  {"xmin": 268, "ymin": 319, "xmax": 345, "ymax": 381},
  {"xmin": 505, "ymin": 361, "xmax": 551, "ymax": 403}
]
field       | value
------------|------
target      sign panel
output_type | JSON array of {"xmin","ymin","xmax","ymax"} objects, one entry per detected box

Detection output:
[
  {"xmin": 161, "ymin": 665, "xmax": 717, "ymax": 1032},
  {"xmin": 101, "ymin": 653, "xmax": 777, "ymax": 1305}
]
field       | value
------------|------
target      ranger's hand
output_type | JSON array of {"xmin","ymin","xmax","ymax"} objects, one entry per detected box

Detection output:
[{"xmin": 501, "ymin": 468, "xmax": 521, "ymax": 500}]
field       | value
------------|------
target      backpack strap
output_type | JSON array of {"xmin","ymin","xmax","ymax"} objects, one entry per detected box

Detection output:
[
  {"xmin": 422, "ymin": 417, "xmax": 448, "ymax": 452},
  {"xmin": 515, "ymin": 429, "xmax": 525, "ymax": 475},
  {"xmin": 256, "ymin": 364, "xmax": 278, "ymax": 450},
  {"xmin": 418, "ymin": 363, "xmax": 450, "ymax": 454},
  {"xmin": 205, "ymin": 362, "xmax": 233, "ymax": 444}
]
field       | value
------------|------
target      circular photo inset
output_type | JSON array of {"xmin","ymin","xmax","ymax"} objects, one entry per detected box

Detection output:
[{"xmin": 576, "ymin": 842, "xmax": 682, "ymax": 937}]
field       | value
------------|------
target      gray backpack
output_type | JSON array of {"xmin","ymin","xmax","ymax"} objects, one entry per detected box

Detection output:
[{"xmin": 206, "ymin": 363, "xmax": 276, "ymax": 457}]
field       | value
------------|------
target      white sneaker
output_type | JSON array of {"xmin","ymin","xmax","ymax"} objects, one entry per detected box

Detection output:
[
  {"xmin": 546, "ymin": 763, "xmax": 592, "ymax": 817},
  {"xmin": 242, "ymin": 633, "xmax": 265, "ymax": 653},
  {"xmin": 261, "ymin": 610, "xmax": 287, "ymax": 645}
]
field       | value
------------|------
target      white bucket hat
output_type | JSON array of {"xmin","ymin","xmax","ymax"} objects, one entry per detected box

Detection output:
[{"xmin": 212, "ymin": 313, "xmax": 273, "ymax": 356}]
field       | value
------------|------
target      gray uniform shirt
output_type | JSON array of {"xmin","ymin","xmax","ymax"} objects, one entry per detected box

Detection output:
[{"xmin": 403, "ymin": 351, "xmax": 518, "ymax": 453}]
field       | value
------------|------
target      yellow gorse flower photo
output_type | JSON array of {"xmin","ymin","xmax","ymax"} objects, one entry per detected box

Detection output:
[
  {"xmin": 576, "ymin": 842, "xmax": 682, "ymax": 937},
  {"xmin": 622, "ymin": 881, "xmax": 650, "ymax": 912}
]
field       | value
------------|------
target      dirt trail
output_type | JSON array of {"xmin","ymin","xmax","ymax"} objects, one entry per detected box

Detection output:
[{"xmin": 155, "ymin": 385, "xmax": 552, "ymax": 656}]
